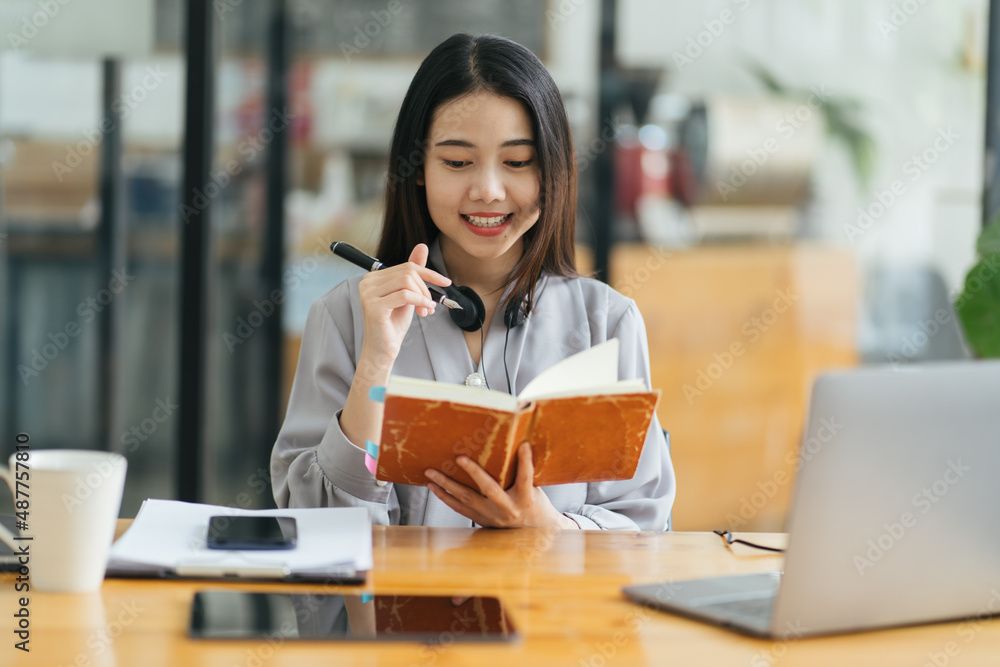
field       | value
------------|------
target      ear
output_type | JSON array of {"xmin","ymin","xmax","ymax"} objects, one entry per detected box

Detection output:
[{"xmin": 416, "ymin": 168, "xmax": 424, "ymax": 186}]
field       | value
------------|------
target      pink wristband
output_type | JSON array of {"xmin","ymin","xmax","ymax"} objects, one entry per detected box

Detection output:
[{"xmin": 364, "ymin": 440, "xmax": 379, "ymax": 476}]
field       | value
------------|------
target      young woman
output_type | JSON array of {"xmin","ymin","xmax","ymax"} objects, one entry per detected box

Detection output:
[{"xmin": 271, "ymin": 34, "xmax": 675, "ymax": 530}]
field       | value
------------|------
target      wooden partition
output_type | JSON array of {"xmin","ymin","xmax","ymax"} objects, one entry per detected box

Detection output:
[{"xmin": 599, "ymin": 243, "xmax": 857, "ymax": 531}]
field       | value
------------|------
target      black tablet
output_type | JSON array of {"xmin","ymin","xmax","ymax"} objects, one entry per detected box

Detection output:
[{"xmin": 189, "ymin": 591, "xmax": 518, "ymax": 643}]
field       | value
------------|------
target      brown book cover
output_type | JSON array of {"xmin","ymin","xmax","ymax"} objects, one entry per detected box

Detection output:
[{"xmin": 374, "ymin": 340, "xmax": 661, "ymax": 488}]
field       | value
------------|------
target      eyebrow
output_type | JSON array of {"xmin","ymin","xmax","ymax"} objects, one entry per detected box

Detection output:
[{"xmin": 433, "ymin": 139, "xmax": 535, "ymax": 148}]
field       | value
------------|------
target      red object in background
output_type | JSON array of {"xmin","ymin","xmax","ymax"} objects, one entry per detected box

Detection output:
[
  {"xmin": 616, "ymin": 140, "xmax": 674, "ymax": 219},
  {"xmin": 614, "ymin": 141, "xmax": 642, "ymax": 219},
  {"xmin": 231, "ymin": 60, "xmax": 313, "ymax": 145},
  {"xmin": 289, "ymin": 61, "xmax": 313, "ymax": 144},
  {"xmin": 233, "ymin": 61, "xmax": 265, "ymax": 138}
]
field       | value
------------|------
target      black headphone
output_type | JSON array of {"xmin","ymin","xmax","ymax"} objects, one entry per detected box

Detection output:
[{"xmin": 429, "ymin": 265, "xmax": 528, "ymax": 333}]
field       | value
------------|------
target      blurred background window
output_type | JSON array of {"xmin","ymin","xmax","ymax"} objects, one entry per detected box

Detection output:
[{"xmin": 0, "ymin": 0, "xmax": 992, "ymax": 531}]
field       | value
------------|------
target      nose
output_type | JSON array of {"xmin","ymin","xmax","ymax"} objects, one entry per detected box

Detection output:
[{"xmin": 468, "ymin": 165, "xmax": 505, "ymax": 203}]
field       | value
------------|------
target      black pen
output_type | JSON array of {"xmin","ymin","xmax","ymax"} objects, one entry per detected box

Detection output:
[{"xmin": 330, "ymin": 242, "xmax": 462, "ymax": 310}]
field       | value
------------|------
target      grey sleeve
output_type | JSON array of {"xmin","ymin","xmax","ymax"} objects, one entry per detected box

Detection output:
[
  {"xmin": 563, "ymin": 301, "xmax": 676, "ymax": 531},
  {"xmin": 270, "ymin": 292, "xmax": 400, "ymax": 525}
]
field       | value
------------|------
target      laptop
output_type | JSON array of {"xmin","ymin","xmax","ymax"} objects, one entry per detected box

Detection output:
[{"xmin": 624, "ymin": 361, "xmax": 1000, "ymax": 638}]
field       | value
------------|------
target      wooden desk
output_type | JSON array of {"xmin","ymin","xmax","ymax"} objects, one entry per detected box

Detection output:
[{"xmin": 4, "ymin": 525, "xmax": 999, "ymax": 666}]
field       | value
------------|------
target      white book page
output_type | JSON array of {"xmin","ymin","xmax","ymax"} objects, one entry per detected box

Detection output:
[
  {"xmin": 522, "ymin": 379, "xmax": 647, "ymax": 401},
  {"xmin": 518, "ymin": 339, "xmax": 622, "ymax": 402},
  {"xmin": 387, "ymin": 375, "xmax": 519, "ymax": 412}
]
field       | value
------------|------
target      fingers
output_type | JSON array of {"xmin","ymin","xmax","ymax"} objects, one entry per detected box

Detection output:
[
  {"xmin": 368, "ymin": 285, "xmax": 438, "ymax": 313},
  {"xmin": 360, "ymin": 270, "xmax": 438, "ymax": 312},
  {"xmin": 425, "ymin": 459, "xmax": 518, "ymax": 528},
  {"xmin": 426, "ymin": 447, "xmax": 571, "ymax": 530},
  {"xmin": 426, "ymin": 480, "xmax": 489, "ymax": 526},
  {"xmin": 512, "ymin": 442, "xmax": 536, "ymax": 499},
  {"xmin": 455, "ymin": 457, "xmax": 508, "ymax": 505},
  {"xmin": 408, "ymin": 243, "xmax": 428, "ymax": 266},
  {"xmin": 408, "ymin": 243, "xmax": 452, "ymax": 287},
  {"xmin": 425, "ymin": 466, "xmax": 488, "ymax": 507}
]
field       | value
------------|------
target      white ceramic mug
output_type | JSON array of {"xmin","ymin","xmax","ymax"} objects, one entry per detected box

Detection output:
[{"xmin": 0, "ymin": 449, "xmax": 127, "ymax": 592}]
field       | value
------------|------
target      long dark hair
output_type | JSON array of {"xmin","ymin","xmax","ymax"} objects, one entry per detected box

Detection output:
[{"xmin": 376, "ymin": 33, "xmax": 578, "ymax": 312}]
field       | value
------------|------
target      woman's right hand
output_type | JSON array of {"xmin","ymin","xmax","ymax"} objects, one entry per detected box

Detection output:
[
  {"xmin": 342, "ymin": 244, "xmax": 449, "ymax": 452},
  {"xmin": 356, "ymin": 243, "xmax": 451, "ymax": 369}
]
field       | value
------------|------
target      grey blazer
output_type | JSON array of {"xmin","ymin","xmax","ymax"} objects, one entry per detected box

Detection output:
[{"xmin": 271, "ymin": 243, "xmax": 676, "ymax": 530}]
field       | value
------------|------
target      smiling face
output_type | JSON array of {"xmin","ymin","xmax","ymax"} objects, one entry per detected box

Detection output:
[{"xmin": 420, "ymin": 93, "xmax": 542, "ymax": 275}]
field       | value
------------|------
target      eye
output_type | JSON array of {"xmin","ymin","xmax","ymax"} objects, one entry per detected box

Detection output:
[
  {"xmin": 442, "ymin": 159, "xmax": 468, "ymax": 168},
  {"xmin": 506, "ymin": 160, "xmax": 534, "ymax": 168}
]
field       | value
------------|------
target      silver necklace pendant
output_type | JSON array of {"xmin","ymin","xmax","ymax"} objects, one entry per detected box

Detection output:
[{"xmin": 464, "ymin": 372, "xmax": 487, "ymax": 389}]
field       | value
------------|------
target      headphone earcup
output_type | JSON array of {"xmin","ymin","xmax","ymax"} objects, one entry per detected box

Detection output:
[
  {"xmin": 447, "ymin": 285, "xmax": 486, "ymax": 332},
  {"xmin": 503, "ymin": 297, "xmax": 527, "ymax": 329}
]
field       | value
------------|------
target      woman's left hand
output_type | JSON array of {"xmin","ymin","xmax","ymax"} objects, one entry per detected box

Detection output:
[{"xmin": 424, "ymin": 443, "xmax": 580, "ymax": 529}]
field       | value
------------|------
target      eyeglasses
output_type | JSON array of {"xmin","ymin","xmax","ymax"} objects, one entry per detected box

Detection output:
[{"xmin": 713, "ymin": 530, "xmax": 785, "ymax": 553}]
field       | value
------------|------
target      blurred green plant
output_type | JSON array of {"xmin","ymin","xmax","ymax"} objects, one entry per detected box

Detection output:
[
  {"xmin": 747, "ymin": 62, "xmax": 877, "ymax": 189},
  {"xmin": 956, "ymin": 215, "xmax": 1000, "ymax": 359}
]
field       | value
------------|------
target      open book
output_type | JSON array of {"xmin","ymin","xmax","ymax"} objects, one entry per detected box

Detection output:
[{"xmin": 375, "ymin": 339, "xmax": 661, "ymax": 488}]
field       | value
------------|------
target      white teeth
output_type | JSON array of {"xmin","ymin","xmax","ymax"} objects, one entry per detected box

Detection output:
[{"xmin": 462, "ymin": 214, "xmax": 510, "ymax": 227}]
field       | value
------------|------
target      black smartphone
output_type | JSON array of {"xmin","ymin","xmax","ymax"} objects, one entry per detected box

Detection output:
[
  {"xmin": 206, "ymin": 516, "xmax": 297, "ymax": 550},
  {"xmin": 189, "ymin": 591, "xmax": 518, "ymax": 642}
]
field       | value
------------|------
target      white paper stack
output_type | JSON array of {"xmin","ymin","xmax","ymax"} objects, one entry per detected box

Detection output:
[{"xmin": 107, "ymin": 499, "xmax": 372, "ymax": 582}]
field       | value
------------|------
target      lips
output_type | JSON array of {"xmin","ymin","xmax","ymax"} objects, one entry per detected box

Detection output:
[{"xmin": 460, "ymin": 213, "xmax": 512, "ymax": 237}]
